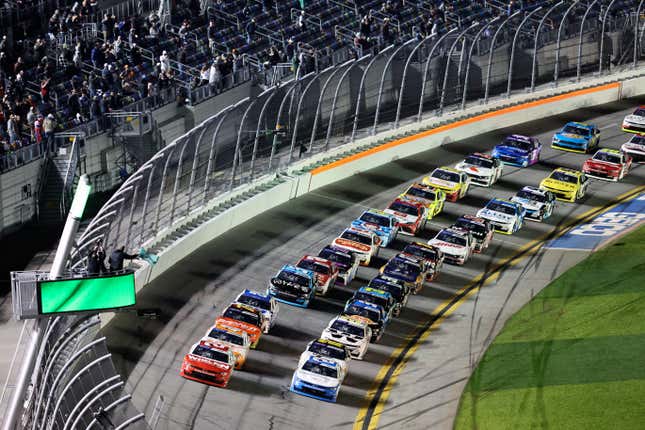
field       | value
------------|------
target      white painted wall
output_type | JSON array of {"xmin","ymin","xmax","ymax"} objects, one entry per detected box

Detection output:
[{"xmin": 0, "ymin": 159, "xmax": 42, "ymax": 237}]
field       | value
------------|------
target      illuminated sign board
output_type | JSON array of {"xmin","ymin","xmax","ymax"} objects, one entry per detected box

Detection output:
[{"xmin": 37, "ymin": 272, "xmax": 136, "ymax": 315}]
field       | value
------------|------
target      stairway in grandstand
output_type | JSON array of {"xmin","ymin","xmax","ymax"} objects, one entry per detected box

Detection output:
[{"xmin": 37, "ymin": 154, "xmax": 72, "ymax": 225}]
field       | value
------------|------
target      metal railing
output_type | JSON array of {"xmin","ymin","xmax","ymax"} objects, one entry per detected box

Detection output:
[{"xmin": 0, "ymin": 145, "xmax": 43, "ymax": 174}]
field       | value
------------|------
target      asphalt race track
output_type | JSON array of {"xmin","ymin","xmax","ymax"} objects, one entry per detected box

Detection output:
[{"xmin": 104, "ymin": 98, "xmax": 645, "ymax": 430}]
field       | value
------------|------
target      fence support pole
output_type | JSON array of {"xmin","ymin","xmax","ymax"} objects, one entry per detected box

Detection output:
[
  {"xmin": 635, "ymin": 0, "xmax": 645, "ymax": 68},
  {"xmin": 483, "ymin": 12, "xmax": 519, "ymax": 104},
  {"xmin": 577, "ymin": 0, "xmax": 600, "ymax": 81},
  {"xmin": 250, "ymin": 87, "xmax": 281, "ymax": 180},
  {"xmin": 439, "ymin": 23, "xmax": 478, "ymax": 115},
  {"xmin": 418, "ymin": 29, "xmax": 457, "ymax": 121},
  {"xmin": 554, "ymin": 0, "xmax": 582, "ymax": 86},
  {"xmin": 395, "ymin": 36, "xmax": 434, "ymax": 128},
  {"xmin": 531, "ymin": 1, "xmax": 564, "ymax": 92},
  {"xmin": 463, "ymin": 16, "xmax": 502, "ymax": 110},
  {"xmin": 599, "ymin": 0, "xmax": 619, "ymax": 74},
  {"xmin": 325, "ymin": 58, "xmax": 367, "ymax": 149}
]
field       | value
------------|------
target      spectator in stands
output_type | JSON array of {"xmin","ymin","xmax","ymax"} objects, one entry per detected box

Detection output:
[
  {"xmin": 286, "ymin": 38, "xmax": 296, "ymax": 62},
  {"xmin": 297, "ymin": 10, "xmax": 306, "ymax": 31},
  {"xmin": 87, "ymin": 238, "xmax": 107, "ymax": 274},
  {"xmin": 246, "ymin": 18, "xmax": 257, "ymax": 45},
  {"xmin": 7, "ymin": 114, "xmax": 18, "ymax": 146},
  {"xmin": 43, "ymin": 113, "xmax": 56, "ymax": 154},
  {"xmin": 108, "ymin": 246, "xmax": 138, "ymax": 271},
  {"xmin": 262, "ymin": 0, "xmax": 273, "ymax": 14},
  {"xmin": 360, "ymin": 14, "xmax": 373, "ymax": 36},
  {"xmin": 380, "ymin": 17, "xmax": 393, "ymax": 46},
  {"xmin": 159, "ymin": 50, "xmax": 171, "ymax": 77},
  {"xmin": 207, "ymin": 20, "xmax": 217, "ymax": 54}
]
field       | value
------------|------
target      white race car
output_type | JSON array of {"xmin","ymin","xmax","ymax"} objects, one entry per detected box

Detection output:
[
  {"xmin": 233, "ymin": 289, "xmax": 279, "ymax": 333},
  {"xmin": 332, "ymin": 228, "xmax": 381, "ymax": 266},
  {"xmin": 290, "ymin": 356, "xmax": 345, "ymax": 402},
  {"xmin": 476, "ymin": 198, "xmax": 526, "ymax": 234},
  {"xmin": 427, "ymin": 228, "xmax": 474, "ymax": 265},
  {"xmin": 298, "ymin": 338, "xmax": 350, "ymax": 378},
  {"xmin": 621, "ymin": 133, "xmax": 645, "ymax": 163},
  {"xmin": 622, "ymin": 106, "xmax": 645, "ymax": 134},
  {"xmin": 321, "ymin": 315, "xmax": 371, "ymax": 360},
  {"xmin": 511, "ymin": 186, "xmax": 556, "ymax": 222},
  {"xmin": 455, "ymin": 152, "xmax": 503, "ymax": 187}
]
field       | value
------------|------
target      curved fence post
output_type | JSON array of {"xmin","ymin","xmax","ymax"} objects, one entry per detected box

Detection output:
[
  {"xmin": 483, "ymin": 11, "xmax": 520, "ymax": 104},
  {"xmin": 152, "ymin": 146, "xmax": 176, "ymax": 235},
  {"xmin": 577, "ymin": 0, "xmax": 600, "ymax": 81},
  {"xmin": 250, "ymin": 86, "xmax": 282, "ymax": 180},
  {"xmin": 439, "ymin": 23, "xmax": 478, "ymax": 115},
  {"xmin": 169, "ymin": 134, "xmax": 195, "ymax": 225},
  {"xmin": 326, "ymin": 57, "xmax": 369, "ymax": 149},
  {"xmin": 599, "ymin": 0, "xmax": 619, "ymax": 74},
  {"xmin": 463, "ymin": 16, "xmax": 502, "ymax": 109},
  {"xmin": 272, "ymin": 81, "xmax": 301, "ymax": 164},
  {"xmin": 351, "ymin": 45, "xmax": 394, "ymax": 141},
  {"xmin": 531, "ymin": 1, "xmax": 565, "ymax": 92},
  {"xmin": 417, "ymin": 28, "xmax": 458, "ymax": 121},
  {"xmin": 554, "ymin": 0, "xmax": 582, "ymax": 85},
  {"xmin": 635, "ymin": 0, "xmax": 645, "ymax": 68},
  {"xmin": 372, "ymin": 40, "xmax": 414, "ymax": 135},
  {"xmin": 507, "ymin": 7, "xmax": 543, "ymax": 97},
  {"xmin": 395, "ymin": 36, "xmax": 435, "ymax": 128}
]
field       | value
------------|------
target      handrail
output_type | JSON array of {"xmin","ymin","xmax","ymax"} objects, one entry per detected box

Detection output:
[{"xmin": 327, "ymin": 0, "xmax": 358, "ymax": 17}]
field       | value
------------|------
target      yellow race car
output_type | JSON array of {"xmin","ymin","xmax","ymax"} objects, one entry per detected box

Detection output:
[
  {"xmin": 421, "ymin": 167, "xmax": 471, "ymax": 202},
  {"xmin": 398, "ymin": 183, "xmax": 446, "ymax": 219},
  {"xmin": 539, "ymin": 168, "xmax": 589, "ymax": 202}
]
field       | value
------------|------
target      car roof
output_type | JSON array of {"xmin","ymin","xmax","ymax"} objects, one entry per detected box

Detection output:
[
  {"xmin": 390, "ymin": 197, "xmax": 424, "ymax": 208},
  {"xmin": 300, "ymin": 255, "xmax": 333, "ymax": 265},
  {"xmin": 360, "ymin": 208, "xmax": 394, "ymax": 217},
  {"xmin": 564, "ymin": 121, "xmax": 593, "ymax": 128},
  {"xmin": 505, "ymin": 134, "xmax": 532, "ymax": 141},
  {"xmin": 553, "ymin": 167, "xmax": 582, "ymax": 175},
  {"xmin": 357, "ymin": 286, "xmax": 392, "ymax": 298},
  {"xmin": 520, "ymin": 185, "xmax": 544, "ymax": 194},
  {"xmin": 595, "ymin": 148, "xmax": 621, "ymax": 155},
  {"xmin": 335, "ymin": 314, "xmax": 368, "ymax": 327},
  {"xmin": 457, "ymin": 214, "xmax": 486, "ymax": 224},
  {"xmin": 442, "ymin": 227, "xmax": 468, "ymax": 237},
  {"xmin": 197, "ymin": 339, "xmax": 231, "ymax": 352},
  {"xmin": 305, "ymin": 355, "xmax": 340, "ymax": 368},
  {"xmin": 209, "ymin": 324, "xmax": 246, "ymax": 338},
  {"xmin": 344, "ymin": 227, "xmax": 374, "ymax": 237},
  {"xmin": 347, "ymin": 299, "xmax": 384, "ymax": 312},
  {"xmin": 238, "ymin": 289, "xmax": 271, "ymax": 302},
  {"xmin": 227, "ymin": 303, "xmax": 262, "ymax": 315},
  {"xmin": 466, "ymin": 152, "xmax": 493, "ymax": 160},
  {"xmin": 280, "ymin": 264, "xmax": 315, "ymax": 278},
  {"xmin": 488, "ymin": 198, "xmax": 518, "ymax": 206},
  {"xmin": 312, "ymin": 338, "xmax": 346, "ymax": 349},
  {"xmin": 433, "ymin": 166, "xmax": 461, "ymax": 174}
]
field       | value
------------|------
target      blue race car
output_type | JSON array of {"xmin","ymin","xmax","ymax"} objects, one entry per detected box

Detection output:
[
  {"xmin": 476, "ymin": 198, "xmax": 526, "ymax": 235},
  {"xmin": 290, "ymin": 356, "xmax": 345, "ymax": 402},
  {"xmin": 368, "ymin": 276, "xmax": 410, "ymax": 316},
  {"xmin": 351, "ymin": 209, "xmax": 399, "ymax": 247},
  {"xmin": 267, "ymin": 265, "xmax": 317, "ymax": 308},
  {"xmin": 511, "ymin": 186, "xmax": 556, "ymax": 222},
  {"xmin": 492, "ymin": 134, "xmax": 542, "ymax": 167},
  {"xmin": 351, "ymin": 287, "xmax": 396, "ymax": 321},
  {"xmin": 379, "ymin": 253, "xmax": 427, "ymax": 294},
  {"xmin": 551, "ymin": 122, "xmax": 600, "ymax": 153},
  {"xmin": 234, "ymin": 289, "xmax": 279, "ymax": 333},
  {"xmin": 343, "ymin": 300, "xmax": 389, "ymax": 342}
]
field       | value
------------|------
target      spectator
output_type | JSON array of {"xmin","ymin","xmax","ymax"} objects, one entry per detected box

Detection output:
[
  {"xmin": 297, "ymin": 10, "xmax": 306, "ymax": 31},
  {"xmin": 360, "ymin": 14, "xmax": 372, "ymax": 36},
  {"xmin": 159, "ymin": 50, "xmax": 171, "ymax": 76},
  {"xmin": 7, "ymin": 115, "xmax": 18, "ymax": 146},
  {"xmin": 43, "ymin": 113, "xmax": 56, "ymax": 154},
  {"xmin": 87, "ymin": 239, "xmax": 107, "ymax": 274},
  {"xmin": 380, "ymin": 18, "xmax": 393, "ymax": 46},
  {"xmin": 207, "ymin": 20, "xmax": 217, "ymax": 54},
  {"xmin": 108, "ymin": 246, "xmax": 138, "ymax": 271},
  {"xmin": 246, "ymin": 18, "xmax": 256, "ymax": 45}
]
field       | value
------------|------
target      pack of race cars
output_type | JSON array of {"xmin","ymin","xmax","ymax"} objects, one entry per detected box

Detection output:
[{"xmin": 180, "ymin": 108, "xmax": 642, "ymax": 399}]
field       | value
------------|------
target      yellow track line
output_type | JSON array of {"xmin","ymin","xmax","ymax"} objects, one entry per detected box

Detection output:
[{"xmin": 353, "ymin": 185, "xmax": 645, "ymax": 430}]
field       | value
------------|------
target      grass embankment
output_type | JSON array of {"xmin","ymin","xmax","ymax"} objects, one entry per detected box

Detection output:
[{"xmin": 455, "ymin": 225, "xmax": 645, "ymax": 430}]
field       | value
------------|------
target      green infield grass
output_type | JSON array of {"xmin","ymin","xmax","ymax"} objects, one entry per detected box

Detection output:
[{"xmin": 454, "ymin": 225, "xmax": 645, "ymax": 430}]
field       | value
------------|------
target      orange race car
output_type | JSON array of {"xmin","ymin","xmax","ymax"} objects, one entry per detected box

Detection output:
[{"xmin": 215, "ymin": 303, "xmax": 264, "ymax": 348}]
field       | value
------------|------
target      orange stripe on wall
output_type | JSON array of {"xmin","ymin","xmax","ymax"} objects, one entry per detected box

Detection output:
[{"xmin": 310, "ymin": 82, "xmax": 620, "ymax": 176}]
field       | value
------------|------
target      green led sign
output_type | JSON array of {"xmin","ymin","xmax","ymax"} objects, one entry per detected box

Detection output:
[{"xmin": 37, "ymin": 272, "xmax": 136, "ymax": 315}]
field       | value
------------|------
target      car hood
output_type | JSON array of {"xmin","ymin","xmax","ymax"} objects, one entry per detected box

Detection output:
[
  {"xmin": 624, "ymin": 114, "xmax": 645, "ymax": 125},
  {"xmin": 186, "ymin": 354, "xmax": 231, "ymax": 371},
  {"xmin": 584, "ymin": 159, "xmax": 621, "ymax": 169},
  {"xmin": 383, "ymin": 209, "xmax": 419, "ymax": 223},
  {"xmin": 322, "ymin": 329, "xmax": 365, "ymax": 346},
  {"xmin": 456, "ymin": 163, "xmax": 494, "ymax": 176},
  {"xmin": 425, "ymin": 177, "xmax": 458, "ymax": 191},
  {"xmin": 477, "ymin": 208, "xmax": 515, "ymax": 222},
  {"xmin": 382, "ymin": 269, "xmax": 417, "ymax": 283},
  {"xmin": 427, "ymin": 239, "xmax": 468, "ymax": 255},
  {"xmin": 215, "ymin": 317, "xmax": 260, "ymax": 335},
  {"xmin": 351, "ymin": 220, "xmax": 391, "ymax": 236},
  {"xmin": 299, "ymin": 352, "xmax": 347, "ymax": 371},
  {"xmin": 295, "ymin": 369, "xmax": 339, "ymax": 388},
  {"xmin": 555, "ymin": 132, "xmax": 588, "ymax": 143},
  {"xmin": 332, "ymin": 238, "xmax": 371, "ymax": 253},
  {"xmin": 540, "ymin": 178, "xmax": 576, "ymax": 190},
  {"xmin": 621, "ymin": 142, "xmax": 645, "ymax": 153},
  {"xmin": 511, "ymin": 197, "xmax": 543, "ymax": 210}
]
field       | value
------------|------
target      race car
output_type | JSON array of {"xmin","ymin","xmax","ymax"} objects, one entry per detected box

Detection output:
[
  {"xmin": 321, "ymin": 315, "xmax": 371, "ymax": 360},
  {"xmin": 367, "ymin": 275, "xmax": 410, "ymax": 316},
  {"xmin": 384, "ymin": 198, "xmax": 428, "ymax": 236},
  {"xmin": 398, "ymin": 183, "xmax": 446, "ymax": 219},
  {"xmin": 298, "ymin": 338, "xmax": 350, "ymax": 378},
  {"xmin": 621, "ymin": 133, "xmax": 645, "ymax": 163},
  {"xmin": 318, "ymin": 245, "xmax": 359, "ymax": 286},
  {"xmin": 539, "ymin": 168, "xmax": 589, "ymax": 202},
  {"xmin": 180, "ymin": 340, "xmax": 236, "ymax": 388},
  {"xmin": 202, "ymin": 324, "xmax": 250, "ymax": 369},
  {"xmin": 451, "ymin": 215, "xmax": 494, "ymax": 252},
  {"xmin": 511, "ymin": 186, "xmax": 556, "ymax": 221},
  {"xmin": 351, "ymin": 209, "xmax": 399, "ymax": 247},
  {"xmin": 428, "ymin": 228, "xmax": 474, "ymax": 265},
  {"xmin": 296, "ymin": 255, "xmax": 339, "ymax": 296},
  {"xmin": 455, "ymin": 153, "xmax": 503, "ymax": 186},
  {"xmin": 582, "ymin": 148, "xmax": 632, "ymax": 181},
  {"xmin": 476, "ymin": 199, "xmax": 526, "ymax": 235},
  {"xmin": 332, "ymin": 228, "xmax": 381, "ymax": 266},
  {"xmin": 267, "ymin": 265, "xmax": 317, "ymax": 308},
  {"xmin": 350, "ymin": 287, "xmax": 396, "ymax": 322},
  {"xmin": 215, "ymin": 303, "xmax": 264, "ymax": 348},
  {"xmin": 422, "ymin": 167, "xmax": 470, "ymax": 202},
  {"xmin": 379, "ymin": 253, "xmax": 427, "ymax": 293},
  {"xmin": 401, "ymin": 242, "xmax": 444, "ymax": 281},
  {"xmin": 343, "ymin": 300, "xmax": 389, "ymax": 343},
  {"xmin": 234, "ymin": 289, "xmax": 279, "ymax": 333},
  {"xmin": 621, "ymin": 106, "xmax": 645, "ymax": 133},
  {"xmin": 491, "ymin": 134, "xmax": 542, "ymax": 167},
  {"xmin": 290, "ymin": 356, "xmax": 345, "ymax": 402},
  {"xmin": 551, "ymin": 122, "xmax": 600, "ymax": 153}
]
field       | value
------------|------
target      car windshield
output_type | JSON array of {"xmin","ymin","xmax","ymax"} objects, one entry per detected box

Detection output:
[
  {"xmin": 384, "ymin": 259, "xmax": 420, "ymax": 278},
  {"xmin": 550, "ymin": 171, "xmax": 579, "ymax": 183},
  {"xmin": 631, "ymin": 135, "xmax": 645, "ymax": 145},
  {"xmin": 319, "ymin": 249, "xmax": 351, "ymax": 266},
  {"xmin": 345, "ymin": 304, "xmax": 380, "ymax": 322},
  {"xmin": 298, "ymin": 260, "xmax": 330, "ymax": 274},
  {"xmin": 464, "ymin": 155, "xmax": 494, "ymax": 168},
  {"xmin": 388, "ymin": 202, "xmax": 419, "ymax": 216},
  {"xmin": 403, "ymin": 245, "xmax": 438, "ymax": 261},
  {"xmin": 355, "ymin": 292, "xmax": 388, "ymax": 309},
  {"xmin": 341, "ymin": 231, "xmax": 372, "ymax": 245},
  {"xmin": 633, "ymin": 108, "xmax": 645, "ymax": 116},
  {"xmin": 330, "ymin": 320, "xmax": 364, "ymax": 337},
  {"xmin": 431, "ymin": 169, "xmax": 460, "ymax": 182},
  {"xmin": 223, "ymin": 307, "xmax": 260, "ymax": 326},
  {"xmin": 406, "ymin": 187, "xmax": 437, "ymax": 200},
  {"xmin": 236, "ymin": 295, "xmax": 270, "ymax": 311},
  {"xmin": 436, "ymin": 231, "xmax": 466, "ymax": 246},
  {"xmin": 309, "ymin": 341, "xmax": 347, "ymax": 360},
  {"xmin": 302, "ymin": 361, "xmax": 338, "ymax": 378},
  {"xmin": 359, "ymin": 212, "xmax": 391, "ymax": 227},
  {"xmin": 454, "ymin": 219, "xmax": 486, "ymax": 234},
  {"xmin": 502, "ymin": 136, "xmax": 532, "ymax": 150},
  {"xmin": 486, "ymin": 202, "xmax": 517, "ymax": 215},
  {"xmin": 593, "ymin": 152, "xmax": 622, "ymax": 164},
  {"xmin": 207, "ymin": 329, "xmax": 244, "ymax": 346},
  {"xmin": 191, "ymin": 345, "xmax": 230, "ymax": 363},
  {"xmin": 516, "ymin": 190, "xmax": 547, "ymax": 202},
  {"xmin": 277, "ymin": 270, "xmax": 310, "ymax": 286},
  {"xmin": 562, "ymin": 125, "xmax": 590, "ymax": 136}
]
